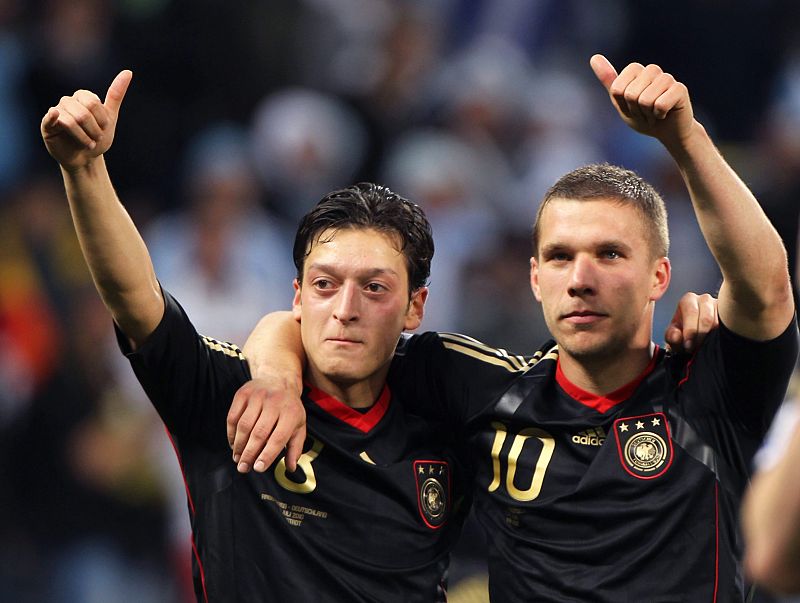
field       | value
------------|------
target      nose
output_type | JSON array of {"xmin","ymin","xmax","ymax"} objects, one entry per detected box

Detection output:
[
  {"xmin": 333, "ymin": 282, "xmax": 360, "ymax": 323},
  {"xmin": 567, "ymin": 255, "xmax": 596, "ymax": 297}
]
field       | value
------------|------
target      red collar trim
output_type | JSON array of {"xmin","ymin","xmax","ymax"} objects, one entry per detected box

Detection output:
[
  {"xmin": 555, "ymin": 346, "xmax": 660, "ymax": 413},
  {"xmin": 306, "ymin": 383, "xmax": 391, "ymax": 433}
]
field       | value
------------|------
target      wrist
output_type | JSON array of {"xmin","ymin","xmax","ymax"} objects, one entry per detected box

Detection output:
[
  {"xmin": 662, "ymin": 120, "xmax": 710, "ymax": 163},
  {"xmin": 250, "ymin": 363, "xmax": 303, "ymax": 393},
  {"xmin": 60, "ymin": 155, "xmax": 106, "ymax": 178}
]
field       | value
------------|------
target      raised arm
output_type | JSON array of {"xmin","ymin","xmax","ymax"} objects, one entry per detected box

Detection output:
[
  {"xmin": 41, "ymin": 70, "xmax": 163, "ymax": 346},
  {"xmin": 591, "ymin": 55, "xmax": 794, "ymax": 340}
]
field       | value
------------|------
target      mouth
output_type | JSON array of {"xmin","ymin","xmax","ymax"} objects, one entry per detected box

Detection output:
[
  {"xmin": 560, "ymin": 310, "xmax": 607, "ymax": 325},
  {"xmin": 326, "ymin": 337, "xmax": 363, "ymax": 345}
]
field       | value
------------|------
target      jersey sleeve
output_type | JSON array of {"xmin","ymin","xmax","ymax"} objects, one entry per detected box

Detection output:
[
  {"xmin": 389, "ymin": 331, "xmax": 549, "ymax": 427},
  {"xmin": 685, "ymin": 314, "xmax": 799, "ymax": 437},
  {"xmin": 115, "ymin": 288, "xmax": 250, "ymax": 449}
]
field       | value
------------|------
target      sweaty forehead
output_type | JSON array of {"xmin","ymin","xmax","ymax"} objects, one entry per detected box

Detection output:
[
  {"xmin": 304, "ymin": 227, "xmax": 408, "ymax": 279},
  {"xmin": 539, "ymin": 198, "xmax": 648, "ymax": 241}
]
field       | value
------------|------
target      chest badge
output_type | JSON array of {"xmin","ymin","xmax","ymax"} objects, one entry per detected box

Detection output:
[
  {"xmin": 414, "ymin": 460, "xmax": 450, "ymax": 529},
  {"xmin": 613, "ymin": 412, "xmax": 673, "ymax": 479}
]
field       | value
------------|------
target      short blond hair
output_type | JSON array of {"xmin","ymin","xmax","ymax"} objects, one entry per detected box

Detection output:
[{"xmin": 532, "ymin": 163, "xmax": 669, "ymax": 259}]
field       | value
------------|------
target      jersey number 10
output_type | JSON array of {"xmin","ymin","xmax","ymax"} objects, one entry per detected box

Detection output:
[{"xmin": 488, "ymin": 421, "xmax": 555, "ymax": 502}]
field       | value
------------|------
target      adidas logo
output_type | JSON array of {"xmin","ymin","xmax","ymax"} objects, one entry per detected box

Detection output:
[{"xmin": 571, "ymin": 427, "xmax": 606, "ymax": 446}]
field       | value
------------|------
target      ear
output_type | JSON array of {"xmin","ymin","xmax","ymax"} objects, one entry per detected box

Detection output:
[
  {"xmin": 530, "ymin": 256, "xmax": 543, "ymax": 302},
  {"xmin": 292, "ymin": 278, "xmax": 302, "ymax": 322},
  {"xmin": 649, "ymin": 256, "xmax": 671, "ymax": 302},
  {"xmin": 403, "ymin": 287, "xmax": 428, "ymax": 331}
]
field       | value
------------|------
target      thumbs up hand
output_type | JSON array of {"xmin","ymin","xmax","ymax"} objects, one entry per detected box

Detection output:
[
  {"xmin": 590, "ymin": 54, "xmax": 695, "ymax": 149},
  {"xmin": 41, "ymin": 70, "xmax": 133, "ymax": 171}
]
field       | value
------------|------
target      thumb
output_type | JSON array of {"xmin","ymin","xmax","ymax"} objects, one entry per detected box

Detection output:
[
  {"xmin": 104, "ymin": 69, "xmax": 133, "ymax": 116},
  {"xmin": 590, "ymin": 54, "xmax": 617, "ymax": 91}
]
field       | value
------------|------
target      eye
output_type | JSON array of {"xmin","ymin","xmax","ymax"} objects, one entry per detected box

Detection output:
[
  {"xmin": 546, "ymin": 250, "xmax": 571, "ymax": 262},
  {"xmin": 365, "ymin": 282, "xmax": 386, "ymax": 293},
  {"xmin": 313, "ymin": 279, "xmax": 333, "ymax": 290},
  {"xmin": 600, "ymin": 249, "xmax": 622, "ymax": 260}
]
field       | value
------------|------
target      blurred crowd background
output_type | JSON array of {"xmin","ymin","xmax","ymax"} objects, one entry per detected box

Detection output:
[{"xmin": 2, "ymin": 1, "xmax": 800, "ymax": 601}]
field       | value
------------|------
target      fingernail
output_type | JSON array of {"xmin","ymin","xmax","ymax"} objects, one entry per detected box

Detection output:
[
  {"xmin": 684, "ymin": 340, "xmax": 693, "ymax": 351},
  {"xmin": 254, "ymin": 460, "xmax": 266, "ymax": 472},
  {"xmin": 237, "ymin": 462, "xmax": 249, "ymax": 473},
  {"xmin": 233, "ymin": 453, "xmax": 240, "ymax": 463}
]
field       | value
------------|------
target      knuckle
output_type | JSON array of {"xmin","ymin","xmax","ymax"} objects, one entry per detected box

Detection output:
[
  {"xmin": 237, "ymin": 416, "xmax": 255, "ymax": 431},
  {"xmin": 653, "ymin": 99, "xmax": 670, "ymax": 113},
  {"xmin": 252, "ymin": 424, "xmax": 272, "ymax": 440},
  {"xmin": 241, "ymin": 440, "xmax": 258, "ymax": 456},
  {"xmin": 272, "ymin": 425, "xmax": 291, "ymax": 441},
  {"xmin": 624, "ymin": 89, "xmax": 639, "ymax": 102}
]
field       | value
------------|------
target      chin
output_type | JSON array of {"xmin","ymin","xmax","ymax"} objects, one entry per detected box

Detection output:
[
  {"xmin": 560, "ymin": 334, "xmax": 618, "ymax": 361},
  {"xmin": 320, "ymin": 363, "xmax": 368, "ymax": 386}
]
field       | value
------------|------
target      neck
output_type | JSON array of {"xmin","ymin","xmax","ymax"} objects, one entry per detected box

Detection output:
[
  {"xmin": 558, "ymin": 341, "xmax": 656, "ymax": 396},
  {"xmin": 304, "ymin": 367, "xmax": 388, "ymax": 409}
]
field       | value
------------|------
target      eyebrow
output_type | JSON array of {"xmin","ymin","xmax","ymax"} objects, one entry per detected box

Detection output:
[
  {"xmin": 540, "ymin": 239, "xmax": 633, "ymax": 255},
  {"xmin": 306, "ymin": 263, "xmax": 401, "ymax": 279}
]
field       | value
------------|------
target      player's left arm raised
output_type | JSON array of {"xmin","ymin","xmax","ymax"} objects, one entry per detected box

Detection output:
[{"xmin": 591, "ymin": 54, "xmax": 794, "ymax": 340}]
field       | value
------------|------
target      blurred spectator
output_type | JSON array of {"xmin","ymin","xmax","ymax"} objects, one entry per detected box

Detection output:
[
  {"xmin": 146, "ymin": 123, "xmax": 294, "ymax": 346},
  {"xmin": 2, "ymin": 287, "xmax": 177, "ymax": 603},
  {"xmin": 294, "ymin": 1, "xmax": 447, "ymax": 180},
  {"xmin": 382, "ymin": 128, "xmax": 500, "ymax": 332},
  {"xmin": 250, "ymin": 88, "xmax": 368, "ymax": 222},
  {"xmin": 512, "ymin": 68, "xmax": 606, "ymax": 228},
  {"xmin": 3, "ymin": 2, "xmax": 799, "ymax": 599},
  {"xmin": 26, "ymin": 0, "xmax": 118, "ymax": 107},
  {"xmin": 0, "ymin": 0, "xmax": 32, "ymax": 195},
  {"xmin": 0, "ymin": 174, "xmax": 89, "ymax": 428}
]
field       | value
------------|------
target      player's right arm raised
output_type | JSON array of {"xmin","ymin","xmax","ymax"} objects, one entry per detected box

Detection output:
[{"xmin": 41, "ymin": 70, "xmax": 163, "ymax": 347}]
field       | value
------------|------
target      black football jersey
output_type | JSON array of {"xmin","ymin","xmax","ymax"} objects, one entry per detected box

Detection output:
[
  {"xmin": 118, "ymin": 291, "xmax": 468, "ymax": 602},
  {"xmin": 389, "ymin": 319, "xmax": 798, "ymax": 602}
]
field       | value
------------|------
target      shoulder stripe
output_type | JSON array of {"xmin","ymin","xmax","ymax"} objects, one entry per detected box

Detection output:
[
  {"xmin": 439, "ymin": 333, "xmax": 557, "ymax": 372},
  {"xmin": 201, "ymin": 335, "xmax": 245, "ymax": 360},
  {"xmin": 440, "ymin": 332, "xmax": 528, "ymax": 370}
]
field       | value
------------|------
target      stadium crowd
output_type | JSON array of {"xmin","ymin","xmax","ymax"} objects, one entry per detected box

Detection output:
[{"xmin": 2, "ymin": 1, "xmax": 800, "ymax": 601}]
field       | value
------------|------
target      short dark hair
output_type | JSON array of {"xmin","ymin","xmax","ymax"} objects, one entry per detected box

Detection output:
[
  {"xmin": 532, "ymin": 163, "xmax": 669, "ymax": 258},
  {"xmin": 293, "ymin": 182, "xmax": 434, "ymax": 292}
]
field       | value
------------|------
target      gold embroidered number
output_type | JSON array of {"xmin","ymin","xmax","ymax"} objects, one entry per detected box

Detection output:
[
  {"xmin": 488, "ymin": 421, "xmax": 555, "ymax": 501},
  {"xmin": 274, "ymin": 437, "xmax": 324, "ymax": 494}
]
